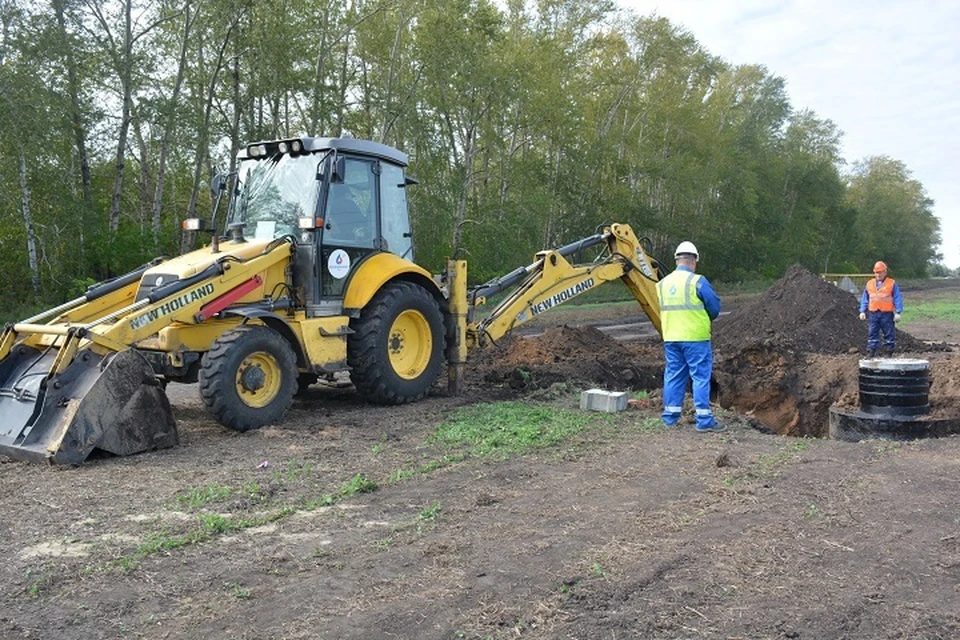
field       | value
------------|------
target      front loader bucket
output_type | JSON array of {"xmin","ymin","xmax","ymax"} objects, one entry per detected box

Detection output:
[{"xmin": 0, "ymin": 347, "xmax": 178, "ymax": 466}]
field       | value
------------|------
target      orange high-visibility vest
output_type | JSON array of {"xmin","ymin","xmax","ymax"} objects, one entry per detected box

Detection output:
[{"xmin": 866, "ymin": 278, "xmax": 896, "ymax": 312}]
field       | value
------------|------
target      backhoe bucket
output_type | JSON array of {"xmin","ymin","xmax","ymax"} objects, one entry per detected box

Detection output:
[{"xmin": 0, "ymin": 347, "xmax": 178, "ymax": 466}]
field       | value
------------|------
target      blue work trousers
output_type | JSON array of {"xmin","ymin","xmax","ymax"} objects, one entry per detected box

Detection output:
[
  {"xmin": 867, "ymin": 311, "xmax": 895, "ymax": 351},
  {"xmin": 661, "ymin": 340, "xmax": 715, "ymax": 429}
]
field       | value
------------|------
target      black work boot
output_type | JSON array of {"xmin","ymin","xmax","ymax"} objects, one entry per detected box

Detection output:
[
  {"xmin": 885, "ymin": 346, "xmax": 895, "ymax": 357},
  {"xmin": 868, "ymin": 348, "xmax": 878, "ymax": 358}
]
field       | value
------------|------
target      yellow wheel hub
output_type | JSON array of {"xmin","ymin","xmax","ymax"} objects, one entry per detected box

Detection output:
[
  {"xmin": 387, "ymin": 309, "xmax": 432, "ymax": 380},
  {"xmin": 235, "ymin": 351, "xmax": 282, "ymax": 408}
]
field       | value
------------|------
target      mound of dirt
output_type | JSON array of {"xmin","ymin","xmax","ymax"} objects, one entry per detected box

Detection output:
[
  {"xmin": 466, "ymin": 325, "xmax": 663, "ymax": 392},
  {"xmin": 713, "ymin": 264, "xmax": 931, "ymax": 356}
]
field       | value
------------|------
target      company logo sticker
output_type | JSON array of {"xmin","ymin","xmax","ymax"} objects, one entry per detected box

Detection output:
[{"xmin": 328, "ymin": 249, "xmax": 351, "ymax": 279}]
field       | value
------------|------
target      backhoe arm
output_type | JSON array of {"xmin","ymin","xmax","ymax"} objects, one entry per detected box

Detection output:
[
  {"xmin": 470, "ymin": 223, "xmax": 661, "ymax": 347},
  {"xmin": 444, "ymin": 223, "xmax": 662, "ymax": 394}
]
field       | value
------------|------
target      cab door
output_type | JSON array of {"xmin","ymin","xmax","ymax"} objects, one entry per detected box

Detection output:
[{"xmin": 319, "ymin": 156, "xmax": 379, "ymax": 299}]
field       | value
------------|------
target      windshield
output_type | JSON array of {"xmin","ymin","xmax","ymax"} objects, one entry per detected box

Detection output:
[{"xmin": 227, "ymin": 153, "xmax": 321, "ymax": 240}]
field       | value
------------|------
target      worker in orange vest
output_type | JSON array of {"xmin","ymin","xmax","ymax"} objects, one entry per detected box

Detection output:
[{"xmin": 858, "ymin": 261, "xmax": 903, "ymax": 357}]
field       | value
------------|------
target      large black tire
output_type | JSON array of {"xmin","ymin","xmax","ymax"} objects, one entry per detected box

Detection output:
[
  {"xmin": 348, "ymin": 281, "xmax": 445, "ymax": 405},
  {"xmin": 199, "ymin": 325, "xmax": 298, "ymax": 432}
]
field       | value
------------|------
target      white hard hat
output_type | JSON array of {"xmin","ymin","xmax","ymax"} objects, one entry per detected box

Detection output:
[{"xmin": 675, "ymin": 241, "xmax": 699, "ymax": 260}]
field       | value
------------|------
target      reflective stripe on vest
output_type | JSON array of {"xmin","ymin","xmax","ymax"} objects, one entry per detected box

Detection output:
[
  {"xmin": 657, "ymin": 270, "xmax": 711, "ymax": 341},
  {"xmin": 867, "ymin": 278, "xmax": 896, "ymax": 313}
]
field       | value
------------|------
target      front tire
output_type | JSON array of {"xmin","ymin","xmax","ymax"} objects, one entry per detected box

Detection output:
[
  {"xmin": 199, "ymin": 326, "xmax": 298, "ymax": 432},
  {"xmin": 348, "ymin": 281, "xmax": 445, "ymax": 405}
]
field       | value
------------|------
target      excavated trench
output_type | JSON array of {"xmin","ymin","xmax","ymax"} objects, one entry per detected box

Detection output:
[{"xmin": 468, "ymin": 266, "xmax": 960, "ymax": 439}]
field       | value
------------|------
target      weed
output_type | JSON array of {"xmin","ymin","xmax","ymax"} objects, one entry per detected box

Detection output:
[
  {"xmin": 305, "ymin": 493, "xmax": 338, "ymax": 509},
  {"xmin": 176, "ymin": 483, "xmax": 232, "ymax": 509},
  {"xmin": 241, "ymin": 481, "xmax": 265, "ymax": 501},
  {"xmin": 804, "ymin": 504, "xmax": 822, "ymax": 520},
  {"xmin": 223, "ymin": 581, "xmax": 250, "ymax": 599},
  {"xmin": 272, "ymin": 459, "xmax": 316, "ymax": 484},
  {"xmin": 371, "ymin": 444, "xmax": 383, "ymax": 455},
  {"xmin": 722, "ymin": 475, "xmax": 742, "ymax": 488},
  {"xmin": 385, "ymin": 453, "xmax": 466, "ymax": 485},
  {"xmin": 876, "ymin": 441, "xmax": 902, "ymax": 455},
  {"xmin": 339, "ymin": 473, "xmax": 377, "ymax": 497},
  {"xmin": 419, "ymin": 501, "xmax": 442, "ymax": 522},
  {"xmin": 591, "ymin": 561, "xmax": 606, "ymax": 577},
  {"xmin": 199, "ymin": 513, "xmax": 251, "ymax": 534}
]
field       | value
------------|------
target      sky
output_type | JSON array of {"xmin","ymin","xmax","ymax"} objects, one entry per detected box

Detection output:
[{"xmin": 619, "ymin": 0, "xmax": 960, "ymax": 270}]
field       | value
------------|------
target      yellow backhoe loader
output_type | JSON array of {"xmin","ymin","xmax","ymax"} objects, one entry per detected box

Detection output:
[{"xmin": 0, "ymin": 137, "xmax": 664, "ymax": 465}]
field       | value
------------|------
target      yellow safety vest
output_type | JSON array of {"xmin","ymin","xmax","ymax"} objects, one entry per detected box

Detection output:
[{"xmin": 657, "ymin": 270, "xmax": 711, "ymax": 342}]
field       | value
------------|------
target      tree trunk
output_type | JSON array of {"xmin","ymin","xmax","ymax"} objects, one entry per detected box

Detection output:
[
  {"xmin": 153, "ymin": 0, "xmax": 192, "ymax": 247},
  {"xmin": 108, "ymin": 0, "xmax": 134, "ymax": 233},
  {"xmin": 53, "ymin": 0, "xmax": 93, "ymax": 208},
  {"xmin": 183, "ymin": 8, "xmax": 243, "ymax": 252},
  {"xmin": 18, "ymin": 153, "xmax": 40, "ymax": 296}
]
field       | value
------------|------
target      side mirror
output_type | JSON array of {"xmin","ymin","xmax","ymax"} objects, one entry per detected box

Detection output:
[
  {"xmin": 330, "ymin": 156, "xmax": 346, "ymax": 184},
  {"xmin": 210, "ymin": 172, "xmax": 227, "ymax": 198}
]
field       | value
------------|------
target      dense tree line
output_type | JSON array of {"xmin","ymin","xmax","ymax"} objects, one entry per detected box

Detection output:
[{"xmin": 0, "ymin": 0, "xmax": 944, "ymax": 309}]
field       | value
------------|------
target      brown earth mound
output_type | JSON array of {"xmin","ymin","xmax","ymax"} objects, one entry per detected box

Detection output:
[
  {"xmin": 466, "ymin": 325, "xmax": 663, "ymax": 393},
  {"xmin": 713, "ymin": 265, "xmax": 951, "ymax": 436},
  {"xmin": 713, "ymin": 264, "xmax": 932, "ymax": 356}
]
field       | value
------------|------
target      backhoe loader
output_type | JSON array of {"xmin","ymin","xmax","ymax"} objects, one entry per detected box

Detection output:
[{"xmin": 0, "ymin": 136, "xmax": 664, "ymax": 465}]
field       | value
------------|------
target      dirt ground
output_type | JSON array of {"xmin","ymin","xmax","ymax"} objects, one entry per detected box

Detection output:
[{"xmin": 2, "ymin": 268, "xmax": 960, "ymax": 639}]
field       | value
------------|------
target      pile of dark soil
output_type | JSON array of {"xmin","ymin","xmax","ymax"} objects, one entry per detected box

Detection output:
[
  {"xmin": 713, "ymin": 264, "xmax": 931, "ymax": 356},
  {"xmin": 466, "ymin": 325, "xmax": 663, "ymax": 392}
]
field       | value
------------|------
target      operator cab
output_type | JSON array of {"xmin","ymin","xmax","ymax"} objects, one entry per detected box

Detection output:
[{"xmin": 225, "ymin": 137, "xmax": 415, "ymax": 316}]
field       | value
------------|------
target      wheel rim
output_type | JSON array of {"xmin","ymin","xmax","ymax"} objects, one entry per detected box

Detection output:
[
  {"xmin": 235, "ymin": 351, "xmax": 282, "ymax": 408},
  {"xmin": 388, "ymin": 309, "xmax": 433, "ymax": 380}
]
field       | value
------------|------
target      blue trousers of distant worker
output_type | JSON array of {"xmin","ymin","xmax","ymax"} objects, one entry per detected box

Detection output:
[
  {"xmin": 867, "ymin": 311, "xmax": 895, "ymax": 351},
  {"xmin": 661, "ymin": 340, "xmax": 716, "ymax": 429}
]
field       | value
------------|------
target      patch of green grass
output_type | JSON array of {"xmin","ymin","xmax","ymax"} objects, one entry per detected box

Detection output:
[
  {"xmin": 385, "ymin": 453, "xmax": 467, "ymax": 485},
  {"xmin": 176, "ymin": 482, "xmax": 232, "ymax": 509},
  {"xmin": 273, "ymin": 459, "xmax": 316, "ymax": 483},
  {"xmin": 113, "ymin": 474, "xmax": 367, "ymax": 571},
  {"xmin": 901, "ymin": 297, "xmax": 960, "ymax": 325},
  {"xmin": 432, "ymin": 401, "xmax": 595, "ymax": 457},
  {"xmin": 722, "ymin": 475, "xmax": 743, "ymax": 488},
  {"xmin": 634, "ymin": 416, "xmax": 667, "ymax": 433}
]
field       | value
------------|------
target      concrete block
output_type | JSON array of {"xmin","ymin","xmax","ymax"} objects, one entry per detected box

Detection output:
[{"xmin": 580, "ymin": 389, "xmax": 629, "ymax": 413}]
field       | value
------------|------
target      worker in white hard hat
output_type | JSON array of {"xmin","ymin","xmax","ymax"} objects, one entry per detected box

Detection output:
[{"xmin": 656, "ymin": 241, "xmax": 724, "ymax": 432}]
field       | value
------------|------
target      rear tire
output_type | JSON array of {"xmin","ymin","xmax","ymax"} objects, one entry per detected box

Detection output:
[
  {"xmin": 348, "ymin": 281, "xmax": 445, "ymax": 405},
  {"xmin": 199, "ymin": 326, "xmax": 298, "ymax": 432}
]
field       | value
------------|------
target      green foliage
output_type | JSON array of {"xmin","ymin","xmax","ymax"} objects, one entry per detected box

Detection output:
[
  {"xmin": 432, "ymin": 401, "xmax": 594, "ymax": 457},
  {"xmin": 338, "ymin": 473, "xmax": 378, "ymax": 497},
  {"xmin": 176, "ymin": 482, "xmax": 233, "ymax": 509},
  {"xmin": 0, "ymin": 0, "xmax": 943, "ymax": 308}
]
